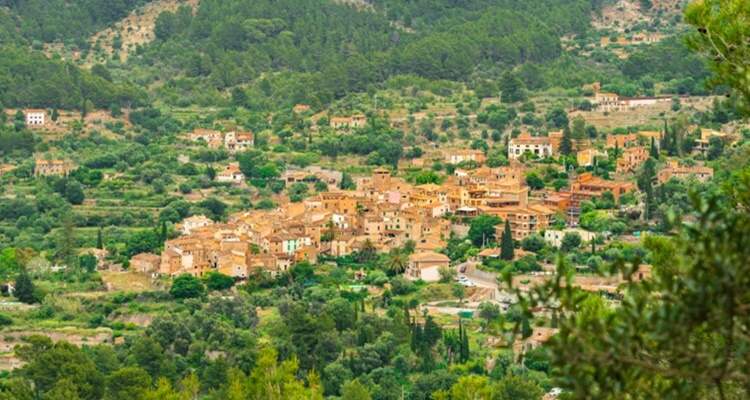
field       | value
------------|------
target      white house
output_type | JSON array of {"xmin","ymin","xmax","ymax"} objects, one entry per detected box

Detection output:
[
  {"xmin": 216, "ymin": 163, "xmax": 245, "ymax": 184},
  {"xmin": 24, "ymin": 109, "xmax": 46, "ymax": 126},
  {"xmin": 508, "ymin": 133, "xmax": 553, "ymax": 160},
  {"xmin": 179, "ymin": 215, "xmax": 214, "ymax": 235}
]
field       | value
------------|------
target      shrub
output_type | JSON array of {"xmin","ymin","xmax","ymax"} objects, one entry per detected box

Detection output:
[
  {"xmin": 170, "ymin": 274, "xmax": 206, "ymax": 299},
  {"xmin": 204, "ymin": 272, "xmax": 235, "ymax": 291}
]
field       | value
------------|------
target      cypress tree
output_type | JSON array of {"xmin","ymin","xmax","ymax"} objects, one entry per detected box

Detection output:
[
  {"xmin": 560, "ymin": 126, "xmax": 573, "ymax": 156},
  {"xmin": 645, "ymin": 187, "xmax": 654, "ymax": 220},
  {"xmin": 160, "ymin": 221, "xmax": 167, "ymax": 242},
  {"xmin": 461, "ymin": 323, "xmax": 470, "ymax": 363},
  {"xmin": 649, "ymin": 137, "xmax": 659, "ymax": 159},
  {"xmin": 96, "ymin": 227, "xmax": 103, "ymax": 249},
  {"xmin": 500, "ymin": 220, "xmax": 514, "ymax": 261},
  {"xmin": 521, "ymin": 316, "xmax": 532, "ymax": 338}
]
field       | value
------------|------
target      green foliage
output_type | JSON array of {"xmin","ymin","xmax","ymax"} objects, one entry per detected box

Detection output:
[
  {"xmin": 500, "ymin": 220, "xmax": 514, "ymax": 260},
  {"xmin": 468, "ymin": 215, "xmax": 502, "ymax": 247},
  {"xmin": 0, "ymin": 46, "xmax": 145, "ymax": 110},
  {"xmin": 2, "ymin": 0, "xmax": 146, "ymax": 44},
  {"xmin": 560, "ymin": 232, "xmax": 582, "ymax": 252},
  {"xmin": 16, "ymin": 337, "xmax": 104, "ymax": 399},
  {"xmin": 169, "ymin": 274, "xmax": 206, "ymax": 299},
  {"xmin": 14, "ymin": 268, "xmax": 37, "ymax": 304},
  {"xmin": 686, "ymin": 0, "xmax": 749, "ymax": 113},
  {"xmin": 525, "ymin": 172, "xmax": 545, "ymax": 190},
  {"xmin": 104, "ymin": 367, "xmax": 151, "ymax": 400},
  {"xmin": 515, "ymin": 167, "xmax": 750, "ymax": 398},
  {"xmin": 559, "ymin": 126, "xmax": 573, "ymax": 156},
  {"xmin": 340, "ymin": 379, "xmax": 371, "ymax": 400},
  {"xmin": 621, "ymin": 38, "xmax": 709, "ymax": 93},
  {"xmin": 499, "ymin": 71, "xmax": 527, "ymax": 103},
  {"xmin": 546, "ymin": 107, "xmax": 569, "ymax": 129},
  {"xmin": 78, "ymin": 253, "xmax": 97, "ymax": 274},
  {"xmin": 521, "ymin": 234, "xmax": 545, "ymax": 252},
  {"xmin": 0, "ymin": 248, "xmax": 23, "ymax": 279},
  {"xmin": 203, "ymin": 272, "xmax": 235, "ymax": 291},
  {"xmin": 131, "ymin": 0, "xmax": 598, "ymax": 108}
]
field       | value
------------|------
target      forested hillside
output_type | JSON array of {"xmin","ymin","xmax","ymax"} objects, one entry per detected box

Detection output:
[
  {"xmin": 135, "ymin": 0, "xmax": 602, "ymax": 109},
  {"xmin": 0, "ymin": 46, "xmax": 146, "ymax": 109},
  {"xmin": 0, "ymin": 0, "xmax": 147, "ymax": 45},
  {"xmin": 0, "ymin": 0, "xmax": 749, "ymax": 399},
  {"xmin": 0, "ymin": 0, "xmax": 709, "ymax": 111}
]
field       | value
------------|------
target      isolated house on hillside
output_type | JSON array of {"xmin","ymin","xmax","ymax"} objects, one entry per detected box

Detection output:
[
  {"xmin": 330, "ymin": 114, "xmax": 367, "ymax": 129},
  {"xmin": 24, "ymin": 109, "xmax": 46, "ymax": 127},
  {"xmin": 224, "ymin": 131, "xmax": 254, "ymax": 153},
  {"xmin": 216, "ymin": 163, "xmax": 245, "ymax": 184},
  {"xmin": 34, "ymin": 159, "xmax": 75, "ymax": 177}
]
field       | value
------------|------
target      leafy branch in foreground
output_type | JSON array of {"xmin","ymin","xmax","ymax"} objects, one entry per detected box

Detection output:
[
  {"xmin": 506, "ymin": 168, "xmax": 750, "ymax": 399},
  {"xmin": 685, "ymin": 0, "xmax": 750, "ymax": 115}
]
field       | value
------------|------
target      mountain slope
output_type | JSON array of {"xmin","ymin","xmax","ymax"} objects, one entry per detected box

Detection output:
[
  {"xmin": 123, "ymin": 0, "xmax": 603, "ymax": 109},
  {"xmin": 0, "ymin": 0, "xmax": 149, "ymax": 45},
  {"xmin": 85, "ymin": 0, "xmax": 199, "ymax": 65}
]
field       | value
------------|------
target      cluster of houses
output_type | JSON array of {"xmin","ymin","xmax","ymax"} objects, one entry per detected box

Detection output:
[
  {"xmin": 189, "ymin": 128, "xmax": 254, "ymax": 153},
  {"xmin": 508, "ymin": 129, "xmax": 661, "ymax": 175},
  {"xmin": 591, "ymin": 91, "xmax": 680, "ymax": 112},
  {"xmin": 129, "ymin": 153, "xmax": 676, "ymax": 282},
  {"xmin": 127, "ymin": 118, "xmax": 721, "ymax": 282}
]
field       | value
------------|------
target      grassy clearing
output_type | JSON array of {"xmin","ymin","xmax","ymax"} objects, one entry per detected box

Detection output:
[{"xmin": 100, "ymin": 271, "xmax": 161, "ymax": 292}]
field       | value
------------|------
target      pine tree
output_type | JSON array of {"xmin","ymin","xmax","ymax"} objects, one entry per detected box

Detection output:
[
  {"xmin": 560, "ymin": 126, "xmax": 573, "ymax": 156},
  {"xmin": 500, "ymin": 220, "xmax": 514, "ymax": 261},
  {"xmin": 14, "ymin": 268, "xmax": 36, "ymax": 304},
  {"xmin": 499, "ymin": 71, "xmax": 527, "ymax": 103}
]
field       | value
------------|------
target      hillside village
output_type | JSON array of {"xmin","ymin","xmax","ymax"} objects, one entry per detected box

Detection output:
[{"xmin": 0, "ymin": 0, "xmax": 748, "ymax": 398}]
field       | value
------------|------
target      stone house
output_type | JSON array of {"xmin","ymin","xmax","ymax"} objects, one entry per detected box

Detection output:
[
  {"xmin": 34, "ymin": 159, "xmax": 75, "ymax": 177},
  {"xmin": 130, "ymin": 253, "xmax": 161, "ymax": 273}
]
